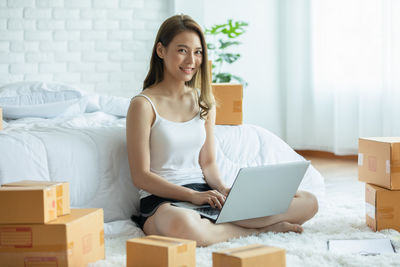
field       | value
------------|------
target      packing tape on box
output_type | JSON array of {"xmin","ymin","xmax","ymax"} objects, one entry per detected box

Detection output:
[
  {"xmin": 100, "ymin": 229, "xmax": 104, "ymax": 246},
  {"xmin": 223, "ymin": 245, "xmax": 267, "ymax": 255},
  {"xmin": 57, "ymin": 198, "xmax": 63, "ymax": 215},
  {"xmin": 386, "ymin": 160, "xmax": 391, "ymax": 174},
  {"xmin": 365, "ymin": 202, "xmax": 375, "ymax": 220},
  {"xmin": 46, "ymin": 189, "xmax": 55, "ymax": 198},
  {"xmin": 49, "ymin": 210, "xmax": 56, "ymax": 220},
  {"xmin": 144, "ymin": 236, "xmax": 183, "ymax": 245},
  {"xmin": 143, "ymin": 236, "xmax": 188, "ymax": 253},
  {"xmin": 368, "ymin": 156, "xmax": 377, "ymax": 172},
  {"xmin": 46, "ymin": 189, "xmax": 57, "ymax": 218},
  {"xmin": 54, "ymin": 184, "xmax": 65, "ymax": 215},
  {"xmin": 56, "ymin": 185, "xmax": 63, "ymax": 198},
  {"xmin": 82, "ymin": 234, "xmax": 93, "ymax": 254},
  {"xmin": 358, "ymin": 153, "xmax": 364, "ymax": 166}
]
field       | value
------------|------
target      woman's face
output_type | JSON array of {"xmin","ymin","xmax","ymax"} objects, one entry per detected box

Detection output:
[{"xmin": 157, "ymin": 31, "xmax": 203, "ymax": 83}]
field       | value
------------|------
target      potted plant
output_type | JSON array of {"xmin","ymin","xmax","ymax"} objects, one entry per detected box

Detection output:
[{"xmin": 205, "ymin": 19, "xmax": 248, "ymax": 86}]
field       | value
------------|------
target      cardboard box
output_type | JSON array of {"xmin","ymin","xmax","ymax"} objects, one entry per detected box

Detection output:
[
  {"xmin": 212, "ymin": 83, "xmax": 243, "ymax": 125},
  {"xmin": 0, "ymin": 186, "xmax": 57, "ymax": 224},
  {"xmin": 0, "ymin": 208, "xmax": 105, "ymax": 267},
  {"xmin": 365, "ymin": 183, "xmax": 400, "ymax": 232},
  {"xmin": 0, "ymin": 107, "xmax": 3, "ymax": 130},
  {"xmin": 2, "ymin": 180, "xmax": 70, "ymax": 216},
  {"xmin": 358, "ymin": 137, "xmax": 400, "ymax": 189},
  {"xmin": 126, "ymin": 235, "xmax": 196, "ymax": 267},
  {"xmin": 213, "ymin": 244, "xmax": 286, "ymax": 267}
]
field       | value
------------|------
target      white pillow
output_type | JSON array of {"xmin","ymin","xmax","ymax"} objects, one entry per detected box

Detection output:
[
  {"xmin": 0, "ymin": 81, "xmax": 86, "ymax": 119},
  {"xmin": 86, "ymin": 95, "xmax": 130, "ymax": 117},
  {"xmin": 99, "ymin": 95, "xmax": 130, "ymax": 117}
]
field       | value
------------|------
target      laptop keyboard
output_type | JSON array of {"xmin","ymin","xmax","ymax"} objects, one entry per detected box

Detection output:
[{"xmin": 194, "ymin": 206, "xmax": 220, "ymax": 216}]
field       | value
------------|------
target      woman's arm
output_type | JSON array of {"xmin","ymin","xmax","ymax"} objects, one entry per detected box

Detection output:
[{"xmin": 199, "ymin": 106, "xmax": 231, "ymax": 196}]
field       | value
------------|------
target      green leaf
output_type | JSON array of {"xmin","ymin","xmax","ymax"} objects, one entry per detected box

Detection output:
[
  {"xmin": 207, "ymin": 43, "xmax": 216, "ymax": 50},
  {"xmin": 218, "ymin": 40, "xmax": 241, "ymax": 50},
  {"xmin": 215, "ymin": 73, "xmax": 232, "ymax": 83},
  {"xmin": 205, "ymin": 23, "xmax": 228, "ymax": 35},
  {"xmin": 218, "ymin": 53, "xmax": 240, "ymax": 64},
  {"xmin": 219, "ymin": 19, "xmax": 248, "ymax": 38}
]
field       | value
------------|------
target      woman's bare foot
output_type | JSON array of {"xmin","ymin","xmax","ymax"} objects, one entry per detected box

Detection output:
[{"xmin": 259, "ymin": 221, "xmax": 303, "ymax": 234}]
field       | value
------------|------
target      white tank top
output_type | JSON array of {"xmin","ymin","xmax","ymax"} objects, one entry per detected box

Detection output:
[{"xmin": 136, "ymin": 94, "xmax": 207, "ymax": 199}]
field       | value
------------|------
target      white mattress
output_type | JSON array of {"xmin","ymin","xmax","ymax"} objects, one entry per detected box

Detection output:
[{"xmin": 0, "ymin": 111, "xmax": 324, "ymax": 223}]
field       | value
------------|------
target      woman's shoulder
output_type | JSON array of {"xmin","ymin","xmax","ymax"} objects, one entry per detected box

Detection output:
[
  {"xmin": 139, "ymin": 87, "xmax": 164, "ymax": 101},
  {"xmin": 129, "ymin": 93, "xmax": 154, "ymax": 114},
  {"xmin": 131, "ymin": 86, "xmax": 159, "ymax": 101}
]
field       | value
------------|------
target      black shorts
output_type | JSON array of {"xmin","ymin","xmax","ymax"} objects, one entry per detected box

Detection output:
[{"xmin": 131, "ymin": 183, "xmax": 212, "ymax": 230}]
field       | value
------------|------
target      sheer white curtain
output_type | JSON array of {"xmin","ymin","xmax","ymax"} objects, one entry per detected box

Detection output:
[{"xmin": 284, "ymin": 0, "xmax": 400, "ymax": 155}]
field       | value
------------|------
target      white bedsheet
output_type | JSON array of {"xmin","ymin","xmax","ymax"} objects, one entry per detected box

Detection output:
[{"xmin": 0, "ymin": 111, "xmax": 324, "ymax": 223}]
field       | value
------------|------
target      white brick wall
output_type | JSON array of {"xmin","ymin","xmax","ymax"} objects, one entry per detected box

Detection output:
[{"xmin": 0, "ymin": 0, "xmax": 171, "ymax": 96}]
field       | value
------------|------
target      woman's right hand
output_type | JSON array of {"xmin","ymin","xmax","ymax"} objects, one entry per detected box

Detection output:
[{"xmin": 190, "ymin": 190, "xmax": 226, "ymax": 209}]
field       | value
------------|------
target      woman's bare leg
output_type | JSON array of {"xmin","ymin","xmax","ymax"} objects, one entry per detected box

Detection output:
[
  {"xmin": 143, "ymin": 203, "xmax": 261, "ymax": 246},
  {"xmin": 232, "ymin": 191, "xmax": 318, "ymax": 230},
  {"xmin": 142, "ymin": 192, "xmax": 316, "ymax": 247}
]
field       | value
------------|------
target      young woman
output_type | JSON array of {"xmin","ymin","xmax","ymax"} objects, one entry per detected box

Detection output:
[{"xmin": 126, "ymin": 14, "xmax": 318, "ymax": 247}]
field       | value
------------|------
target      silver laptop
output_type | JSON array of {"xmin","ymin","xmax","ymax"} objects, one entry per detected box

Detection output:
[{"xmin": 172, "ymin": 161, "xmax": 310, "ymax": 224}]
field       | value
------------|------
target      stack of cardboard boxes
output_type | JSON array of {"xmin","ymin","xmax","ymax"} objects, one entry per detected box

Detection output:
[
  {"xmin": 358, "ymin": 137, "xmax": 400, "ymax": 232},
  {"xmin": 0, "ymin": 180, "xmax": 104, "ymax": 266}
]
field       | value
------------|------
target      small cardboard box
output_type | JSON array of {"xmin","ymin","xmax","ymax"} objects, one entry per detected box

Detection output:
[
  {"xmin": 126, "ymin": 235, "xmax": 196, "ymax": 267},
  {"xmin": 358, "ymin": 137, "xmax": 400, "ymax": 189},
  {"xmin": 365, "ymin": 183, "xmax": 400, "ymax": 232},
  {"xmin": 212, "ymin": 83, "xmax": 243, "ymax": 125},
  {"xmin": 2, "ymin": 180, "xmax": 70, "ymax": 216},
  {"xmin": 0, "ymin": 208, "xmax": 105, "ymax": 267},
  {"xmin": 0, "ymin": 186, "xmax": 57, "ymax": 224},
  {"xmin": 213, "ymin": 244, "xmax": 286, "ymax": 267},
  {"xmin": 0, "ymin": 107, "xmax": 3, "ymax": 130}
]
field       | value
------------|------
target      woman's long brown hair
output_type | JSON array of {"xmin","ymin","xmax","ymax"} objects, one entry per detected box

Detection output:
[{"xmin": 143, "ymin": 14, "xmax": 214, "ymax": 119}]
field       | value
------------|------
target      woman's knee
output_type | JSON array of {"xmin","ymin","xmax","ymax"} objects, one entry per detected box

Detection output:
[
  {"xmin": 153, "ymin": 207, "xmax": 205, "ymax": 240},
  {"xmin": 299, "ymin": 191, "xmax": 319, "ymax": 218}
]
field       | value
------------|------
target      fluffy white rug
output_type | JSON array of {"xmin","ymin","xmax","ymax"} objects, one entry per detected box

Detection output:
[{"xmin": 89, "ymin": 176, "xmax": 400, "ymax": 267}]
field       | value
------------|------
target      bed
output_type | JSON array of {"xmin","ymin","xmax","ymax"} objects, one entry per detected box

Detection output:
[{"xmin": 0, "ymin": 81, "xmax": 325, "ymax": 233}]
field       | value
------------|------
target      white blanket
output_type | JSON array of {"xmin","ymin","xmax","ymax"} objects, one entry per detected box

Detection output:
[{"xmin": 0, "ymin": 111, "xmax": 324, "ymax": 223}]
